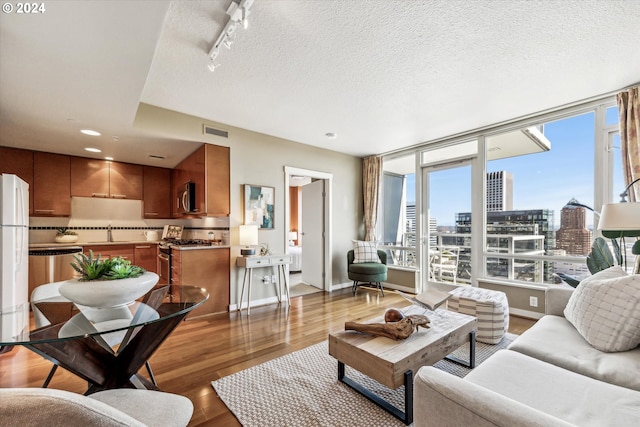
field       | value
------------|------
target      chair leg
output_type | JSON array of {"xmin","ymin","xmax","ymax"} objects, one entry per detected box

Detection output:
[
  {"xmin": 352, "ymin": 280, "xmax": 358, "ymax": 296},
  {"xmin": 377, "ymin": 282, "xmax": 384, "ymax": 297},
  {"xmin": 42, "ymin": 364, "xmax": 58, "ymax": 388}
]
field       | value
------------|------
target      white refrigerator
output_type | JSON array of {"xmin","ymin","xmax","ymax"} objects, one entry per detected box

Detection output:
[{"xmin": 1, "ymin": 174, "xmax": 29, "ymax": 316}]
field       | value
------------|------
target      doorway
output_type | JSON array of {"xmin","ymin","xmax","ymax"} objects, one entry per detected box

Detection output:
[{"xmin": 284, "ymin": 166, "xmax": 333, "ymax": 294}]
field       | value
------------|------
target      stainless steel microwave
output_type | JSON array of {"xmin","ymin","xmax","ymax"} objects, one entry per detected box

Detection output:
[{"xmin": 176, "ymin": 182, "xmax": 196, "ymax": 214}]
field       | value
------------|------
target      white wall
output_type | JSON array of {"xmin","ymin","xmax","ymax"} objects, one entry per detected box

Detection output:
[{"xmin": 135, "ymin": 104, "xmax": 363, "ymax": 306}]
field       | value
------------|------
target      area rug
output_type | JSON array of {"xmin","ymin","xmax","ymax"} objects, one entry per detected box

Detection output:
[{"xmin": 211, "ymin": 333, "xmax": 517, "ymax": 426}]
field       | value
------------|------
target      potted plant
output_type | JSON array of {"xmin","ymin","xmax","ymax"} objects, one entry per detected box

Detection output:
[
  {"xmin": 55, "ymin": 227, "xmax": 78, "ymax": 243},
  {"xmin": 58, "ymin": 251, "xmax": 158, "ymax": 308}
]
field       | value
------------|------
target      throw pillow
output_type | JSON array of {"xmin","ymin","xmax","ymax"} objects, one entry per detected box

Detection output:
[
  {"xmin": 352, "ymin": 240, "xmax": 380, "ymax": 264},
  {"xmin": 564, "ymin": 267, "xmax": 640, "ymax": 352}
]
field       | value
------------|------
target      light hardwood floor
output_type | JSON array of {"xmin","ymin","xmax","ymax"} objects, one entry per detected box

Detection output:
[{"xmin": 0, "ymin": 287, "xmax": 535, "ymax": 426}]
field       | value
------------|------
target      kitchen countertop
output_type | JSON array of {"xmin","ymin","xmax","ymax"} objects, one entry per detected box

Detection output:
[
  {"xmin": 29, "ymin": 240, "xmax": 158, "ymax": 248},
  {"xmin": 29, "ymin": 241, "xmax": 230, "ymax": 249},
  {"xmin": 171, "ymin": 245, "xmax": 230, "ymax": 251}
]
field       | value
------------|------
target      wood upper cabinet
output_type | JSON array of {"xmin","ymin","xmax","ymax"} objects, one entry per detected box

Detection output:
[
  {"xmin": 204, "ymin": 144, "xmax": 230, "ymax": 217},
  {"xmin": 143, "ymin": 166, "xmax": 171, "ymax": 218},
  {"xmin": 171, "ymin": 143, "xmax": 230, "ymax": 218},
  {"xmin": 71, "ymin": 157, "xmax": 109, "ymax": 197},
  {"xmin": 0, "ymin": 147, "xmax": 34, "ymax": 215},
  {"xmin": 71, "ymin": 158, "xmax": 142, "ymax": 199},
  {"xmin": 109, "ymin": 162, "xmax": 142, "ymax": 199},
  {"xmin": 33, "ymin": 152, "xmax": 71, "ymax": 217}
]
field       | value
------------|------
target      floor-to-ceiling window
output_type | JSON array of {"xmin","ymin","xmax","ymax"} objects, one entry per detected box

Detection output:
[
  {"xmin": 381, "ymin": 154, "xmax": 417, "ymax": 269},
  {"xmin": 381, "ymin": 98, "xmax": 634, "ymax": 291}
]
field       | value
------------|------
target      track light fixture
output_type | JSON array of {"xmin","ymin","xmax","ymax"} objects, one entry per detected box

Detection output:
[{"xmin": 207, "ymin": 0, "xmax": 254, "ymax": 72}]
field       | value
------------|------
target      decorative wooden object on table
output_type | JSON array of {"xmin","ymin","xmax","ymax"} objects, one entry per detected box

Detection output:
[{"xmin": 344, "ymin": 314, "xmax": 430, "ymax": 340}]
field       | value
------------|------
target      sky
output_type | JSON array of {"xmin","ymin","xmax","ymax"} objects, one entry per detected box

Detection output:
[{"xmin": 405, "ymin": 107, "xmax": 623, "ymax": 228}]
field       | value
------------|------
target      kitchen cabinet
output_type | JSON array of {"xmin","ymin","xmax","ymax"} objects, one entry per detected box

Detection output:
[
  {"xmin": 83, "ymin": 244, "xmax": 135, "ymax": 262},
  {"xmin": 71, "ymin": 157, "xmax": 142, "ymax": 199},
  {"xmin": 33, "ymin": 152, "xmax": 71, "ymax": 217},
  {"xmin": 109, "ymin": 162, "xmax": 143, "ymax": 199},
  {"xmin": 171, "ymin": 143, "xmax": 230, "ymax": 217},
  {"xmin": 133, "ymin": 244, "xmax": 158, "ymax": 273},
  {"xmin": 170, "ymin": 247, "xmax": 230, "ymax": 317},
  {"xmin": 142, "ymin": 166, "xmax": 171, "ymax": 218},
  {"xmin": 83, "ymin": 244, "xmax": 158, "ymax": 275},
  {"xmin": 0, "ymin": 147, "xmax": 34, "ymax": 215}
]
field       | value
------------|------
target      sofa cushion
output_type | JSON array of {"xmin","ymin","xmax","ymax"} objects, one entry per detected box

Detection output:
[
  {"xmin": 508, "ymin": 315, "xmax": 640, "ymax": 391},
  {"xmin": 352, "ymin": 240, "xmax": 380, "ymax": 263},
  {"xmin": 464, "ymin": 350, "xmax": 640, "ymax": 427},
  {"xmin": 564, "ymin": 267, "xmax": 640, "ymax": 352}
]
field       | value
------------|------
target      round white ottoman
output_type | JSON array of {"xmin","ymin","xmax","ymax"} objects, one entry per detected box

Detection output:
[{"xmin": 447, "ymin": 287, "xmax": 510, "ymax": 344}]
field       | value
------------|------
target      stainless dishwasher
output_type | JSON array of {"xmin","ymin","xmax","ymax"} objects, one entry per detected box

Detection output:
[{"xmin": 28, "ymin": 246, "xmax": 83, "ymax": 301}]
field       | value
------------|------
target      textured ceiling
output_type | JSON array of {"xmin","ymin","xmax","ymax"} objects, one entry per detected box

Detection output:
[{"xmin": 1, "ymin": 0, "xmax": 639, "ymax": 167}]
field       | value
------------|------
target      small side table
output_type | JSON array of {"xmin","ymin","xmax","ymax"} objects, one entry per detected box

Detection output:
[{"xmin": 236, "ymin": 254, "xmax": 292, "ymax": 315}]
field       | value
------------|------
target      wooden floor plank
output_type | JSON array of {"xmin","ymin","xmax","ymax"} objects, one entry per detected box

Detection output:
[{"xmin": 0, "ymin": 287, "xmax": 535, "ymax": 426}]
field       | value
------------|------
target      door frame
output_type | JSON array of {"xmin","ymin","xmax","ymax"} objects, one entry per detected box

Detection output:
[{"xmin": 284, "ymin": 166, "xmax": 333, "ymax": 291}]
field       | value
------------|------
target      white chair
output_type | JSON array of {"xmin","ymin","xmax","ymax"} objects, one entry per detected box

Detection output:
[{"xmin": 430, "ymin": 246, "xmax": 459, "ymax": 284}]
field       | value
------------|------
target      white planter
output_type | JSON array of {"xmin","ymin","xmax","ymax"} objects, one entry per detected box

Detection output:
[
  {"xmin": 55, "ymin": 234, "xmax": 78, "ymax": 243},
  {"xmin": 58, "ymin": 272, "xmax": 159, "ymax": 308}
]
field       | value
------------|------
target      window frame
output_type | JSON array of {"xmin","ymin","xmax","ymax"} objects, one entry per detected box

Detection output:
[{"xmin": 383, "ymin": 96, "xmax": 620, "ymax": 290}]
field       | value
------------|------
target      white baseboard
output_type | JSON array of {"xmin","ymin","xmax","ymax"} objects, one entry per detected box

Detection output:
[
  {"xmin": 229, "ymin": 295, "xmax": 282, "ymax": 312},
  {"xmin": 510, "ymin": 307, "xmax": 544, "ymax": 320}
]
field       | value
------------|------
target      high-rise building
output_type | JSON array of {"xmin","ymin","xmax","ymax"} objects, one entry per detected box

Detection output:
[
  {"xmin": 486, "ymin": 171, "xmax": 513, "ymax": 212},
  {"xmin": 555, "ymin": 198, "xmax": 592, "ymax": 256},
  {"xmin": 456, "ymin": 209, "xmax": 555, "ymax": 282}
]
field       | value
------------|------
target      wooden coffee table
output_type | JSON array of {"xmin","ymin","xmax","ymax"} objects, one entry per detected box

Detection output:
[{"xmin": 328, "ymin": 305, "xmax": 476, "ymax": 425}]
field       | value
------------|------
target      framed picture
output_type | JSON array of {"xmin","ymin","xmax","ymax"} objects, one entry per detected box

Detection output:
[{"xmin": 244, "ymin": 184, "xmax": 275, "ymax": 229}]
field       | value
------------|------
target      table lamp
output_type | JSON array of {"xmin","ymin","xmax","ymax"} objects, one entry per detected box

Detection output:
[
  {"xmin": 598, "ymin": 202, "xmax": 640, "ymax": 269},
  {"xmin": 239, "ymin": 224, "xmax": 258, "ymax": 256},
  {"xmin": 289, "ymin": 231, "xmax": 298, "ymax": 245}
]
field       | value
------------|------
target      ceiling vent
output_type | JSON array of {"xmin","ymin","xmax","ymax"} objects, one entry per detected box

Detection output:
[
  {"xmin": 148, "ymin": 154, "xmax": 165, "ymax": 160},
  {"xmin": 203, "ymin": 125, "xmax": 229, "ymax": 138}
]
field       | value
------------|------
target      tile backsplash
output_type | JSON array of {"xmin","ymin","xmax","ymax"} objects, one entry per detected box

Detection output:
[{"xmin": 29, "ymin": 197, "xmax": 229, "ymax": 244}]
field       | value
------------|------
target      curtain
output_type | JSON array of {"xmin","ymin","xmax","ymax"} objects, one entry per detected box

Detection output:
[
  {"xmin": 617, "ymin": 86, "xmax": 640, "ymax": 202},
  {"xmin": 362, "ymin": 156, "xmax": 382, "ymax": 241}
]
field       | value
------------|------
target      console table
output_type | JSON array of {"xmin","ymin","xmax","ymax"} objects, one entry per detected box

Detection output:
[{"xmin": 236, "ymin": 254, "xmax": 292, "ymax": 315}]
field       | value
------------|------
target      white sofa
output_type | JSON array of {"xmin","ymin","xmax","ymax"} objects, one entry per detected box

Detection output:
[{"xmin": 414, "ymin": 278, "xmax": 640, "ymax": 427}]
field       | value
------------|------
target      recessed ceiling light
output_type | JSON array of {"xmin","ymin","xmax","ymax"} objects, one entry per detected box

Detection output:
[
  {"xmin": 85, "ymin": 147, "xmax": 102, "ymax": 153},
  {"xmin": 104, "ymin": 156, "xmax": 114, "ymax": 161},
  {"xmin": 325, "ymin": 132, "xmax": 337, "ymax": 139},
  {"xmin": 81, "ymin": 129, "xmax": 101, "ymax": 136}
]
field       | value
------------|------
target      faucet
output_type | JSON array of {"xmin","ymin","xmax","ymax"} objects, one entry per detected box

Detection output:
[{"xmin": 107, "ymin": 224, "xmax": 112, "ymax": 242}]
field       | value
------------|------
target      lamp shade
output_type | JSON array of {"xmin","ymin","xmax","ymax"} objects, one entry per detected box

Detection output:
[
  {"xmin": 597, "ymin": 203, "xmax": 640, "ymax": 238},
  {"xmin": 239, "ymin": 224, "xmax": 259, "ymax": 246},
  {"xmin": 289, "ymin": 231, "xmax": 298, "ymax": 241}
]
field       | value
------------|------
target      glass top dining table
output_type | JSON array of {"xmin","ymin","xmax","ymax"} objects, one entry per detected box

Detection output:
[
  {"xmin": 0, "ymin": 285, "xmax": 208, "ymax": 345},
  {"xmin": 0, "ymin": 285, "xmax": 209, "ymax": 393}
]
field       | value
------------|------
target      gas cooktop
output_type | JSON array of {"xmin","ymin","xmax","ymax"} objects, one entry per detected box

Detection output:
[{"xmin": 159, "ymin": 239, "xmax": 211, "ymax": 248}]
